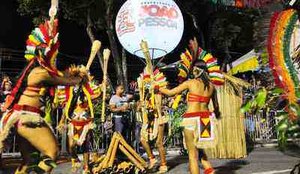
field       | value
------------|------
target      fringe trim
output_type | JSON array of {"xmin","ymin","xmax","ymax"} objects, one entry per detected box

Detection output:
[
  {"xmin": 68, "ymin": 122, "xmax": 94, "ymax": 146},
  {"xmin": 0, "ymin": 111, "xmax": 44, "ymax": 152}
]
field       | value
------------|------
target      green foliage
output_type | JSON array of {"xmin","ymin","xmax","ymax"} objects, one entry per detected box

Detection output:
[
  {"xmin": 241, "ymin": 87, "xmax": 300, "ymax": 148},
  {"xmin": 166, "ymin": 104, "xmax": 186, "ymax": 145},
  {"xmin": 276, "ymin": 111, "xmax": 300, "ymax": 150},
  {"xmin": 241, "ymin": 87, "xmax": 267, "ymax": 114},
  {"xmin": 17, "ymin": 0, "xmax": 111, "ymax": 29}
]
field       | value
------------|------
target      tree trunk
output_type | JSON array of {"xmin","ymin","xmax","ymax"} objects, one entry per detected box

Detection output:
[
  {"xmin": 122, "ymin": 48, "xmax": 128, "ymax": 91},
  {"xmin": 106, "ymin": 28, "xmax": 124, "ymax": 85},
  {"xmin": 221, "ymin": 42, "xmax": 232, "ymax": 72},
  {"xmin": 86, "ymin": 10, "xmax": 104, "ymax": 71},
  {"xmin": 105, "ymin": 0, "xmax": 124, "ymax": 86},
  {"xmin": 206, "ymin": 19, "xmax": 213, "ymax": 52},
  {"xmin": 186, "ymin": 12, "xmax": 205, "ymax": 47}
]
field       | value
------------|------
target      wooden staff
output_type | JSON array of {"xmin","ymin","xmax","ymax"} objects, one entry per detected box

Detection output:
[
  {"xmin": 101, "ymin": 49, "xmax": 111, "ymax": 122},
  {"xmin": 137, "ymin": 77, "xmax": 148, "ymax": 125},
  {"xmin": 86, "ymin": 40, "xmax": 102, "ymax": 70},
  {"xmin": 48, "ymin": 0, "xmax": 58, "ymax": 36}
]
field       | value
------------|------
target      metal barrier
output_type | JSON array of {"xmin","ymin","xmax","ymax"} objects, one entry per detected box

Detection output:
[
  {"xmin": 1, "ymin": 106, "xmax": 279, "ymax": 158},
  {"xmin": 244, "ymin": 110, "xmax": 278, "ymax": 143}
]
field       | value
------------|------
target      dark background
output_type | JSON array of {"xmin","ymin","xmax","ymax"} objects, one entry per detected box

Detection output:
[{"xmin": 0, "ymin": 0, "xmax": 254, "ymax": 84}]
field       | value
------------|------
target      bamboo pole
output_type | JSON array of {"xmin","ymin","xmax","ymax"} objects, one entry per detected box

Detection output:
[
  {"xmin": 140, "ymin": 40, "xmax": 153, "ymax": 75},
  {"xmin": 116, "ymin": 133, "xmax": 147, "ymax": 167},
  {"xmin": 48, "ymin": 0, "xmax": 58, "ymax": 35},
  {"xmin": 101, "ymin": 49, "xmax": 111, "ymax": 122},
  {"xmin": 102, "ymin": 132, "xmax": 117, "ymax": 168},
  {"xmin": 119, "ymin": 144, "xmax": 145, "ymax": 171},
  {"xmin": 107, "ymin": 138, "xmax": 119, "ymax": 168},
  {"xmin": 93, "ymin": 132, "xmax": 117, "ymax": 172}
]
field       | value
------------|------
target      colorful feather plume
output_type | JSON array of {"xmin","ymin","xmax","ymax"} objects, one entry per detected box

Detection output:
[
  {"xmin": 177, "ymin": 40, "xmax": 224, "ymax": 86},
  {"xmin": 267, "ymin": 9, "xmax": 300, "ymax": 109},
  {"xmin": 25, "ymin": 19, "xmax": 61, "ymax": 77},
  {"xmin": 141, "ymin": 68, "xmax": 168, "ymax": 89}
]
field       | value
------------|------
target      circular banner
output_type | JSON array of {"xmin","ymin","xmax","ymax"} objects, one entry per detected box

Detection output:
[{"xmin": 115, "ymin": 0, "xmax": 184, "ymax": 59}]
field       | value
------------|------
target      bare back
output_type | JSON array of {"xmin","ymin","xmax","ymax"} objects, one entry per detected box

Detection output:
[{"xmin": 185, "ymin": 79, "xmax": 214, "ymax": 113}]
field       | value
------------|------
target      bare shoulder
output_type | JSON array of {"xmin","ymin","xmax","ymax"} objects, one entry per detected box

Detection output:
[
  {"xmin": 187, "ymin": 79, "xmax": 201, "ymax": 86},
  {"xmin": 30, "ymin": 67, "xmax": 48, "ymax": 75},
  {"xmin": 27, "ymin": 67, "xmax": 50, "ymax": 84}
]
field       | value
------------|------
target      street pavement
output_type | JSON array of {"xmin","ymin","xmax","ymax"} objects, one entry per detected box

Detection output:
[{"xmin": 1, "ymin": 146, "xmax": 299, "ymax": 174}]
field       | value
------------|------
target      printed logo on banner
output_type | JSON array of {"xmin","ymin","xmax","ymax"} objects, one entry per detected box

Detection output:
[
  {"xmin": 116, "ymin": 2, "xmax": 136, "ymax": 37},
  {"xmin": 138, "ymin": 3, "xmax": 179, "ymax": 29}
]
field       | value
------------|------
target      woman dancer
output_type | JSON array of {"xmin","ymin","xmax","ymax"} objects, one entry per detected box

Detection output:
[
  {"xmin": 158, "ymin": 59, "xmax": 220, "ymax": 174},
  {"xmin": 0, "ymin": 18, "xmax": 89, "ymax": 173}
]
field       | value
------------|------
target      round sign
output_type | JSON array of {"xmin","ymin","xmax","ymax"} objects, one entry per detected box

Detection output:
[{"xmin": 115, "ymin": 0, "xmax": 184, "ymax": 59}]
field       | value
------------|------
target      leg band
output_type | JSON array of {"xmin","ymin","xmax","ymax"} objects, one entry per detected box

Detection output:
[{"xmin": 204, "ymin": 167, "xmax": 214, "ymax": 174}]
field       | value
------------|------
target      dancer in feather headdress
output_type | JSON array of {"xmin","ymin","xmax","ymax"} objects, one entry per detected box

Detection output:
[
  {"xmin": 0, "ymin": 1, "xmax": 89, "ymax": 173},
  {"xmin": 137, "ymin": 41, "xmax": 169, "ymax": 173},
  {"xmin": 57, "ymin": 81, "xmax": 101, "ymax": 174},
  {"xmin": 158, "ymin": 38, "xmax": 223, "ymax": 174}
]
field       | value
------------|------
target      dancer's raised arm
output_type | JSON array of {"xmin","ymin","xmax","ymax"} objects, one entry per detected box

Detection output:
[{"xmin": 159, "ymin": 81, "xmax": 189, "ymax": 96}]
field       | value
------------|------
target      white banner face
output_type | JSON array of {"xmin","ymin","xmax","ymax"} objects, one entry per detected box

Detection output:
[{"xmin": 116, "ymin": 0, "xmax": 184, "ymax": 59}]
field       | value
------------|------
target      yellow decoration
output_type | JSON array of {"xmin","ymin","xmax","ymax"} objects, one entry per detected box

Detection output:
[
  {"xmin": 202, "ymin": 130, "xmax": 210, "ymax": 138},
  {"xmin": 25, "ymin": 54, "xmax": 34, "ymax": 61},
  {"xmin": 208, "ymin": 66, "xmax": 221, "ymax": 71},
  {"xmin": 228, "ymin": 56, "xmax": 259, "ymax": 75},
  {"xmin": 178, "ymin": 69, "xmax": 187, "ymax": 77},
  {"xmin": 29, "ymin": 35, "xmax": 41, "ymax": 45},
  {"xmin": 202, "ymin": 118, "xmax": 210, "ymax": 126},
  {"xmin": 172, "ymin": 95, "xmax": 182, "ymax": 109},
  {"xmin": 203, "ymin": 53, "xmax": 213, "ymax": 62}
]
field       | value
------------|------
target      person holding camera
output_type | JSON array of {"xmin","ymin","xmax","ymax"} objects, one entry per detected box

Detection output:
[{"xmin": 109, "ymin": 84, "xmax": 132, "ymax": 137}]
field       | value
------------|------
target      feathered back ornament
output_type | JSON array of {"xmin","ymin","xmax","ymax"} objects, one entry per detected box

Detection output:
[
  {"xmin": 177, "ymin": 38, "xmax": 224, "ymax": 85},
  {"xmin": 64, "ymin": 83, "xmax": 95, "ymax": 120},
  {"xmin": 141, "ymin": 68, "xmax": 168, "ymax": 89},
  {"xmin": 25, "ymin": 19, "xmax": 61, "ymax": 77}
]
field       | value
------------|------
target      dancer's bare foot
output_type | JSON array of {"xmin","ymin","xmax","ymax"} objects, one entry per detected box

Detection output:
[
  {"xmin": 148, "ymin": 157, "xmax": 157, "ymax": 169},
  {"xmin": 71, "ymin": 158, "xmax": 81, "ymax": 172},
  {"xmin": 156, "ymin": 165, "xmax": 168, "ymax": 173}
]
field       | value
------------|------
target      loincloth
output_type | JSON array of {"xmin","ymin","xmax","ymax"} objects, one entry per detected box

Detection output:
[
  {"xmin": 181, "ymin": 111, "xmax": 218, "ymax": 149},
  {"xmin": 0, "ymin": 105, "xmax": 46, "ymax": 152},
  {"xmin": 140, "ymin": 116, "xmax": 168, "ymax": 142},
  {"xmin": 68, "ymin": 119, "xmax": 94, "ymax": 146}
]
